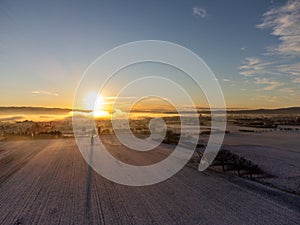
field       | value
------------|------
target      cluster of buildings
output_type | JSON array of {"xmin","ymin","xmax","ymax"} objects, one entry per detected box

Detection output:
[{"xmin": 0, "ymin": 120, "xmax": 73, "ymax": 139}]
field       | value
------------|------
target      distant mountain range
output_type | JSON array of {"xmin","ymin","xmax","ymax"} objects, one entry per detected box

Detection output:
[
  {"xmin": 0, "ymin": 106, "xmax": 299, "ymax": 115},
  {"xmin": 224, "ymin": 107, "xmax": 300, "ymax": 114},
  {"xmin": 194, "ymin": 107, "xmax": 300, "ymax": 114}
]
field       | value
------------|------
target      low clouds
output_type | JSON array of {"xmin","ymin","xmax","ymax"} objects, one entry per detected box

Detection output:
[
  {"xmin": 192, "ymin": 6, "xmax": 207, "ymax": 18},
  {"xmin": 0, "ymin": 116, "xmax": 26, "ymax": 122},
  {"xmin": 239, "ymin": 57, "xmax": 274, "ymax": 76},
  {"xmin": 277, "ymin": 63, "xmax": 300, "ymax": 83},
  {"xmin": 32, "ymin": 91, "xmax": 59, "ymax": 97},
  {"xmin": 280, "ymin": 88, "xmax": 295, "ymax": 93},
  {"xmin": 277, "ymin": 63, "xmax": 300, "ymax": 76},
  {"xmin": 240, "ymin": 58, "xmax": 300, "ymax": 84},
  {"xmin": 243, "ymin": 58, "xmax": 261, "ymax": 66},
  {"xmin": 257, "ymin": 0, "xmax": 300, "ymax": 56},
  {"xmin": 254, "ymin": 78, "xmax": 283, "ymax": 91}
]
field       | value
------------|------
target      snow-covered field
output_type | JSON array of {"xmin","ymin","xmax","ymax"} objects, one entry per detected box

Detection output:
[
  {"xmin": 198, "ymin": 126, "xmax": 300, "ymax": 194},
  {"xmin": 224, "ymin": 129, "xmax": 300, "ymax": 194},
  {"xmin": 0, "ymin": 138, "xmax": 299, "ymax": 224},
  {"xmin": 223, "ymin": 126, "xmax": 300, "ymax": 151}
]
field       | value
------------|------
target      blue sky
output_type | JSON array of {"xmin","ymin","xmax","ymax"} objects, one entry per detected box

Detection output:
[{"xmin": 0, "ymin": 0, "xmax": 299, "ymax": 108}]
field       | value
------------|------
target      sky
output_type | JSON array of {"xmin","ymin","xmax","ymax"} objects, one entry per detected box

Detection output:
[{"xmin": 0, "ymin": 0, "xmax": 300, "ymax": 109}]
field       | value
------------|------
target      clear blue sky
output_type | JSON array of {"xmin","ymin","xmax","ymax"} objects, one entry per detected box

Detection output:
[{"xmin": 0, "ymin": 0, "xmax": 299, "ymax": 108}]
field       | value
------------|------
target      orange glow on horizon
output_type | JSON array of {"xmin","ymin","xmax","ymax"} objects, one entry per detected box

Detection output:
[{"xmin": 84, "ymin": 92, "xmax": 110, "ymax": 118}]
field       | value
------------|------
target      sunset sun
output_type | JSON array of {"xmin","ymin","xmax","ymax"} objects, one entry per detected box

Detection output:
[{"xmin": 84, "ymin": 92, "xmax": 110, "ymax": 118}]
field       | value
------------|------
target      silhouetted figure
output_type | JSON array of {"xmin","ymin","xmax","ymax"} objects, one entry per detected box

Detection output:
[
  {"xmin": 90, "ymin": 129, "xmax": 96, "ymax": 145},
  {"xmin": 91, "ymin": 135, "xmax": 94, "ymax": 145}
]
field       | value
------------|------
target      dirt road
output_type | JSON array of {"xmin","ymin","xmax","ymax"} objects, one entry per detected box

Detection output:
[{"xmin": 0, "ymin": 139, "xmax": 299, "ymax": 224}]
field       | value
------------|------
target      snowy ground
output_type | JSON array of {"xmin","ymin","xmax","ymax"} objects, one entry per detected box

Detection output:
[
  {"xmin": 0, "ymin": 138, "xmax": 299, "ymax": 225},
  {"xmin": 199, "ymin": 126, "xmax": 300, "ymax": 194},
  {"xmin": 227, "ymin": 145, "xmax": 300, "ymax": 194},
  {"xmin": 223, "ymin": 126, "xmax": 300, "ymax": 151}
]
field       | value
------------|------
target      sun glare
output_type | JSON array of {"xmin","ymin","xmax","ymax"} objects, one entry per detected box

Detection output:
[
  {"xmin": 93, "ymin": 109, "xmax": 110, "ymax": 118},
  {"xmin": 84, "ymin": 92, "xmax": 110, "ymax": 118}
]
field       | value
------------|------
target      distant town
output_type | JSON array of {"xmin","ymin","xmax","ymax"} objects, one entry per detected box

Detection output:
[{"xmin": 1, "ymin": 110, "xmax": 299, "ymax": 141}]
